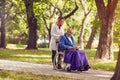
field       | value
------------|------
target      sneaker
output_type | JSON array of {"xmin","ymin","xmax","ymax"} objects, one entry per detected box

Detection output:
[
  {"xmin": 84, "ymin": 65, "xmax": 90, "ymax": 71},
  {"xmin": 77, "ymin": 66, "xmax": 84, "ymax": 71},
  {"xmin": 58, "ymin": 64, "xmax": 63, "ymax": 70}
]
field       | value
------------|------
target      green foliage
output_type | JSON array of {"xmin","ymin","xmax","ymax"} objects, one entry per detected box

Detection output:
[
  {"xmin": 114, "ymin": 1, "xmax": 120, "ymax": 47},
  {"xmin": 5, "ymin": 0, "xmax": 28, "ymax": 44},
  {"xmin": 84, "ymin": 0, "xmax": 97, "ymax": 11},
  {"xmin": 1, "ymin": 0, "xmax": 119, "ymax": 49},
  {"xmin": 33, "ymin": 1, "xmax": 48, "ymax": 30}
]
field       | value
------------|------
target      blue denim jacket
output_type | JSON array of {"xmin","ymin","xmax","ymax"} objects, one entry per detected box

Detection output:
[{"xmin": 59, "ymin": 33, "xmax": 75, "ymax": 50}]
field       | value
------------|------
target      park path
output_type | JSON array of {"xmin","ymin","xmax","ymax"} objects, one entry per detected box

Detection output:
[{"xmin": 0, "ymin": 59, "xmax": 113, "ymax": 80}]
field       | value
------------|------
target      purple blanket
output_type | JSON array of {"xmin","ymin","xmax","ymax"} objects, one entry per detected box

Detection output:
[{"xmin": 64, "ymin": 49, "xmax": 89, "ymax": 70}]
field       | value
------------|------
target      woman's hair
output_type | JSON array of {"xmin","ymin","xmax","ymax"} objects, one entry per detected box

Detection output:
[{"xmin": 57, "ymin": 16, "xmax": 64, "ymax": 20}]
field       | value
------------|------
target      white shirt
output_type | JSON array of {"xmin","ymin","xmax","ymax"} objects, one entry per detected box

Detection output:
[
  {"xmin": 67, "ymin": 37, "xmax": 73, "ymax": 44},
  {"xmin": 49, "ymin": 23, "xmax": 64, "ymax": 50}
]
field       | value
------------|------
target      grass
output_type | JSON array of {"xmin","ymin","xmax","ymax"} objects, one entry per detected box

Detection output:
[
  {"xmin": 0, "ymin": 44, "xmax": 118, "ymax": 80},
  {"xmin": 0, "ymin": 70, "xmax": 80, "ymax": 80},
  {"xmin": 85, "ymin": 49, "xmax": 118, "ymax": 71},
  {"xmin": 0, "ymin": 48, "xmax": 51, "ymax": 64},
  {"xmin": 0, "ymin": 48, "xmax": 118, "ymax": 71}
]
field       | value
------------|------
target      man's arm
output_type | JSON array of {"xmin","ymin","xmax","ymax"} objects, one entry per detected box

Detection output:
[
  {"xmin": 59, "ymin": 36, "xmax": 70, "ymax": 49},
  {"xmin": 59, "ymin": 36, "xmax": 76, "ymax": 50},
  {"xmin": 59, "ymin": 36, "xmax": 79, "ymax": 50}
]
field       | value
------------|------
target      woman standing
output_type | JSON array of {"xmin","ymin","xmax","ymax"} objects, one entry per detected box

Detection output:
[{"xmin": 49, "ymin": 16, "xmax": 64, "ymax": 70}]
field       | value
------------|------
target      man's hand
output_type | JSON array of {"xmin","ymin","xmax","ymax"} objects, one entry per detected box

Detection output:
[
  {"xmin": 68, "ymin": 46, "xmax": 74, "ymax": 50},
  {"xmin": 68, "ymin": 46, "xmax": 79, "ymax": 50},
  {"xmin": 73, "ymin": 46, "xmax": 80, "ymax": 49}
]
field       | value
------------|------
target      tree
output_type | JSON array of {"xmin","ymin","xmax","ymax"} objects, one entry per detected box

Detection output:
[
  {"xmin": 5, "ymin": 0, "xmax": 27, "ymax": 45},
  {"xmin": 24, "ymin": 0, "xmax": 37, "ymax": 49},
  {"xmin": 0, "ymin": 0, "xmax": 6, "ymax": 48},
  {"xmin": 86, "ymin": 13, "xmax": 100, "ymax": 49},
  {"xmin": 40, "ymin": 0, "xmax": 78, "ymax": 42},
  {"xmin": 111, "ymin": 47, "xmax": 120, "ymax": 80},
  {"xmin": 111, "ymin": 1, "xmax": 120, "ymax": 79},
  {"xmin": 95, "ymin": 0, "xmax": 118, "ymax": 60},
  {"xmin": 78, "ymin": 0, "xmax": 91, "ymax": 49}
]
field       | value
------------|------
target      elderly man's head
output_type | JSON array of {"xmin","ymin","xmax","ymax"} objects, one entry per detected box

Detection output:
[{"xmin": 66, "ymin": 28, "xmax": 74, "ymax": 37}]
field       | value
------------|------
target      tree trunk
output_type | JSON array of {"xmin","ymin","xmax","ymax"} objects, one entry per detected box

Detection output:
[
  {"xmin": 96, "ymin": 19, "xmax": 114, "ymax": 59},
  {"xmin": 86, "ymin": 27, "xmax": 97, "ymax": 49},
  {"xmin": 48, "ymin": 23, "xmax": 52, "ymax": 43},
  {"xmin": 24, "ymin": 0, "xmax": 37, "ymax": 49},
  {"xmin": 42, "ymin": 14, "xmax": 51, "ymax": 44},
  {"xmin": 78, "ymin": 0, "xmax": 91, "ymax": 49},
  {"xmin": 86, "ymin": 13, "xmax": 99, "ymax": 49},
  {"xmin": 0, "ymin": 0, "xmax": 6, "ymax": 48},
  {"xmin": 95, "ymin": 0, "xmax": 118, "ymax": 60},
  {"xmin": 78, "ymin": 17, "xmax": 86, "ymax": 49},
  {"xmin": 111, "ymin": 47, "xmax": 120, "ymax": 80},
  {"xmin": 78, "ymin": 12, "xmax": 90, "ymax": 49}
]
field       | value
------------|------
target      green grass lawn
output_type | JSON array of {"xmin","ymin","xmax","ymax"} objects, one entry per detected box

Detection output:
[
  {"xmin": 0, "ymin": 70, "xmax": 80, "ymax": 80},
  {"xmin": 0, "ymin": 48, "xmax": 51, "ymax": 64},
  {"xmin": 0, "ymin": 48, "xmax": 117, "ymax": 71},
  {"xmin": 85, "ymin": 49, "xmax": 117, "ymax": 71}
]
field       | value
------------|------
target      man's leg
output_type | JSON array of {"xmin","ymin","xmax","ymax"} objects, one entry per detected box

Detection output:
[
  {"xmin": 78, "ymin": 50, "xmax": 90, "ymax": 71},
  {"xmin": 80, "ymin": 50, "xmax": 89, "ymax": 66}
]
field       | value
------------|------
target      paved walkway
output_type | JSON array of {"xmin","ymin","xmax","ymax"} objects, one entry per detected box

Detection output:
[{"xmin": 0, "ymin": 60, "xmax": 113, "ymax": 80}]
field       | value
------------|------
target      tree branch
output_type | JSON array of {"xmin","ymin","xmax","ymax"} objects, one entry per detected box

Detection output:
[
  {"xmin": 48, "ymin": 1, "xmax": 62, "ymax": 17},
  {"xmin": 41, "ymin": 13, "xmax": 49, "ymax": 31},
  {"xmin": 95, "ymin": 0, "xmax": 105, "ymax": 14},
  {"xmin": 49, "ymin": 5, "xmax": 56, "ymax": 19},
  {"xmin": 63, "ymin": 1, "xmax": 78, "ymax": 19},
  {"xmin": 79, "ymin": 0, "xmax": 87, "ymax": 14},
  {"xmin": 85, "ymin": 9, "xmax": 91, "ymax": 16},
  {"xmin": 61, "ymin": 0, "xmax": 68, "ymax": 14}
]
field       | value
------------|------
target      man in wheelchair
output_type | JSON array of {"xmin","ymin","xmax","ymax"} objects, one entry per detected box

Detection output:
[{"xmin": 59, "ymin": 27, "xmax": 90, "ymax": 72}]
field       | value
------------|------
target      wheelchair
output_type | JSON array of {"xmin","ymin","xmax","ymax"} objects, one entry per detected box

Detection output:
[
  {"xmin": 55, "ymin": 41, "xmax": 90, "ymax": 72},
  {"xmin": 55, "ymin": 41, "xmax": 72, "ymax": 72}
]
